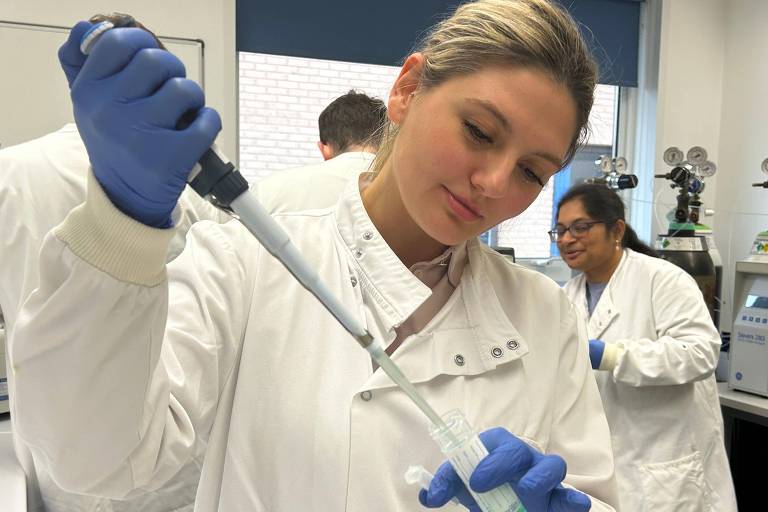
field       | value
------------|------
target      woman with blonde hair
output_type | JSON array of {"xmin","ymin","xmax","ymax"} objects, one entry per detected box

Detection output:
[{"xmin": 12, "ymin": 1, "xmax": 618, "ymax": 510}]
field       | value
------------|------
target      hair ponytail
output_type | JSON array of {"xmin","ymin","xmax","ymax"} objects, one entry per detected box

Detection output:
[{"xmin": 622, "ymin": 225, "xmax": 658, "ymax": 257}]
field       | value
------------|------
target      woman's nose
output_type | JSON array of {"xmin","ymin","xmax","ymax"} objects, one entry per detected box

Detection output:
[
  {"xmin": 471, "ymin": 156, "xmax": 516, "ymax": 198},
  {"xmin": 558, "ymin": 228, "xmax": 576, "ymax": 245}
]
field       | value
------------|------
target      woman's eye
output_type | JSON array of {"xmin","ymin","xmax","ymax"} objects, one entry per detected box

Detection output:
[
  {"xmin": 463, "ymin": 121, "xmax": 493, "ymax": 144},
  {"xmin": 519, "ymin": 166, "xmax": 544, "ymax": 187}
]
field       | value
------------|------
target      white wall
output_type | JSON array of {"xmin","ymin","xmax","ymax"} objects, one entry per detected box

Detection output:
[
  {"xmin": 654, "ymin": 0, "xmax": 768, "ymax": 331},
  {"xmin": 712, "ymin": 0, "xmax": 768, "ymax": 331},
  {"xmin": 0, "ymin": 0, "xmax": 237, "ymax": 160},
  {"xmin": 653, "ymin": 0, "xmax": 726, "ymax": 239}
]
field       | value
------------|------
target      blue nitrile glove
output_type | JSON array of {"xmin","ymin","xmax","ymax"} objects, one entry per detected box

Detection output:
[
  {"xmin": 70, "ymin": 27, "xmax": 221, "ymax": 227},
  {"xmin": 419, "ymin": 427, "xmax": 591, "ymax": 512},
  {"xmin": 588, "ymin": 339, "xmax": 605, "ymax": 370},
  {"xmin": 59, "ymin": 20, "xmax": 93, "ymax": 87}
]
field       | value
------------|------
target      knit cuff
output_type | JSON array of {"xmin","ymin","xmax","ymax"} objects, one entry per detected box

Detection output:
[{"xmin": 54, "ymin": 169, "xmax": 175, "ymax": 286}]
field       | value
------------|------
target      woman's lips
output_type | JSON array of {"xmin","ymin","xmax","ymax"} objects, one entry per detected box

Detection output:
[
  {"xmin": 563, "ymin": 249, "xmax": 583, "ymax": 261},
  {"xmin": 444, "ymin": 187, "xmax": 482, "ymax": 222}
]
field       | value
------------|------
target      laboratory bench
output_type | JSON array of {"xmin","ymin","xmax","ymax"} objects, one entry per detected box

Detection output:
[{"xmin": 718, "ymin": 382, "xmax": 768, "ymax": 510}]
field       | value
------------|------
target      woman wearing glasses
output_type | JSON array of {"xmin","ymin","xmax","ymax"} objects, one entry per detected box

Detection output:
[{"xmin": 551, "ymin": 183, "xmax": 736, "ymax": 511}]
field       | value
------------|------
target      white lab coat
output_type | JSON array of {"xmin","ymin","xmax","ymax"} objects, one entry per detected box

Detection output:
[
  {"xmin": 563, "ymin": 249, "xmax": 737, "ymax": 511},
  {"xmin": 254, "ymin": 151, "xmax": 375, "ymax": 213},
  {"xmin": 0, "ymin": 125, "xmax": 227, "ymax": 512},
  {"xmin": 11, "ymin": 172, "xmax": 619, "ymax": 511}
]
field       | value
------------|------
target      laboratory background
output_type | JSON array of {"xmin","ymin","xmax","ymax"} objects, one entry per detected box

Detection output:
[{"xmin": 0, "ymin": 0, "xmax": 767, "ymax": 510}]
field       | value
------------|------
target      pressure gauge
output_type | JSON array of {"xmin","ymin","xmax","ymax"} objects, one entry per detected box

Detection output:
[
  {"xmin": 663, "ymin": 147, "xmax": 684, "ymax": 166},
  {"xmin": 699, "ymin": 161, "xmax": 717, "ymax": 178},
  {"xmin": 762, "ymin": 158, "xmax": 768, "ymax": 175},
  {"xmin": 687, "ymin": 146, "xmax": 708, "ymax": 166},
  {"xmin": 615, "ymin": 157, "xmax": 628, "ymax": 173},
  {"xmin": 598, "ymin": 155, "xmax": 612, "ymax": 173}
]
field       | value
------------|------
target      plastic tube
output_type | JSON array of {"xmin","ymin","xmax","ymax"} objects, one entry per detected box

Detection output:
[
  {"xmin": 404, "ymin": 465, "xmax": 460, "ymax": 505},
  {"xmin": 429, "ymin": 410, "xmax": 525, "ymax": 512}
]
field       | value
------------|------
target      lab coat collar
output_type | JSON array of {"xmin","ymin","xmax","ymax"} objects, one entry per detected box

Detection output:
[
  {"xmin": 586, "ymin": 249, "xmax": 628, "ymax": 339},
  {"xmin": 332, "ymin": 151, "xmax": 376, "ymax": 162},
  {"xmin": 364, "ymin": 240, "xmax": 530, "ymax": 390},
  {"xmin": 333, "ymin": 173, "xmax": 437, "ymax": 330}
]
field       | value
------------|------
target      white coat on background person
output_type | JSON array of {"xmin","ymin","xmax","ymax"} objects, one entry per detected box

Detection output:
[
  {"xmin": 12, "ymin": 2, "xmax": 620, "ymax": 510},
  {"xmin": 555, "ymin": 184, "xmax": 736, "ymax": 511},
  {"xmin": 254, "ymin": 88, "xmax": 384, "ymax": 213},
  {"xmin": 0, "ymin": 124, "xmax": 227, "ymax": 512},
  {"xmin": 254, "ymin": 151, "xmax": 375, "ymax": 213}
]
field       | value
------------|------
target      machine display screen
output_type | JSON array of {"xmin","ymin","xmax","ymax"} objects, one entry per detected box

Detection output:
[{"xmin": 746, "ymin": 294, "xmax": 768, "ymax": 309}]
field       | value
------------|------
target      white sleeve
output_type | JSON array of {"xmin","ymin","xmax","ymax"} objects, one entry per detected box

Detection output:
[
  {"xmin": 551, "ymin": 295, "xmax": 619, "ymax": 511},
  {"xmin": 608, "ymin": 268, "xmax": 720, "ymax": 387},
  {"xmin": 9, "ymin": 171, "xmax": 255, "ymax": 498}
]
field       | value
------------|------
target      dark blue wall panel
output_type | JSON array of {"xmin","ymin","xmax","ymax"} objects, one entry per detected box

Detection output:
[{"xmin": 237, "ymin": 0, "xmax": 642, "ymax": 87}]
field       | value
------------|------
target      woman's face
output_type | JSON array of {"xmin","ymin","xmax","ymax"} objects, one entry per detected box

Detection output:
[
  {"xmin": 384, "ymin": 56, "xmax": 578, "ymax": 246},
  {"xmin": 556, "ymin": 198, "xmax": 618, "ymax": 273}
]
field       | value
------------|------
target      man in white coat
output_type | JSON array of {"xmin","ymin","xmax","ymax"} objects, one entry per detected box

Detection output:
[
  {"xmin": 254, "ymin": 89, "xmax": 386, "ymax": 213},
  {"xmin": 553, "ymin": 183, "xmax": 737, "ymax": 511}
]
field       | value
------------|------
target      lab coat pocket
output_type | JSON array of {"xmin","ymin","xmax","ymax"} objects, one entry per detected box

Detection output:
[{"xmin": 637, "ymin": 451, "xmax": 711, "ymax": 512}]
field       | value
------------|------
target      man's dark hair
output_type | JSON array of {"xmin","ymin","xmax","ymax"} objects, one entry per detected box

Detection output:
[
  {"xmin": 318, "ymin": 90, "xmax": 387, "ymax": 153},
  {"xmin": 89, "ymin": 13, "xmax": 166, "ymax": 50}
]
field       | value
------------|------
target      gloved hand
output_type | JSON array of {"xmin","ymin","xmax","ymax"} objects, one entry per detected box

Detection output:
[
  {"xmin": 71, "ymin": 27, "xmax": 221, "ymax": 227},
  {"xmin": 58, "ymin": 20, "xmax": 93, "ymax": 87},
  {"xmin": 420, "ymin": 427, "xmax": 591, "ymax": 512},
  {"xmin": 588, "ymin": 339, "xmax": 605, "ymax": 370}
]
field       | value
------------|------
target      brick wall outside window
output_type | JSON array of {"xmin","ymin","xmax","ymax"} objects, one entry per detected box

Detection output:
[{"xmin": 238, "ymin": 52, "xmax": 616, "ymax": 257}]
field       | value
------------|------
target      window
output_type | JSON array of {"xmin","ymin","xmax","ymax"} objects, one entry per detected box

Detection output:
[{"xmin": 238, "ymin": 52, "xmax": 399, "ymax": 182}]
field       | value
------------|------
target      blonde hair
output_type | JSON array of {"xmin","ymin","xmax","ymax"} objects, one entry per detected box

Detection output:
[{"xmin": 372, "ymin": 0, "xmax": 597, "ymax": 175}]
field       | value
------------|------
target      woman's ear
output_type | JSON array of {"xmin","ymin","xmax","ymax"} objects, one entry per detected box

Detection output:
[
  {"xmin": 613, "ymin": 219, "xmax": 626, "ymax": 244},
  {"xmin": 388, "ymin": 53, "xmax": 425, "ymax": 125}
]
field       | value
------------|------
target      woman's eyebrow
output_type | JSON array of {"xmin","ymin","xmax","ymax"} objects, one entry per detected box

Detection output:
[
  {"xmin": 465, "ymin": 98, "xmax": 509, "ymax": 130},
  {"xmin": 464, "ymin": 98, "xmax": 565, "ymax": 167}
]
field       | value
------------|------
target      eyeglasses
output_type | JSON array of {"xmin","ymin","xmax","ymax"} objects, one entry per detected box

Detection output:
[{"xmin": 548, "ymin": 220, "xmax": 604, "ymax": 242}]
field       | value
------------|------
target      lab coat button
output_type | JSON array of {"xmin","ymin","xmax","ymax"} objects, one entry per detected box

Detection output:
[
  {"xmin": 360, "ymin": 390, "xmax": 373, "ymax": 401},
  {"xmin": 507, "ymin": 339, "xmax": 519, "ymax": 350},
  {"xmin": 491, "ymin": 346, "xmax": 503, "ymax": 358},
  {"xmin": 362, "ymin": 231, "xmax": 373, "ymax": 241},
  {"xmin": 355, "ymin": 249, "xmax": 364, "ymax": 258},
  {"xmin": 350, "ymin": 276, "xmax": 358, "ymax": 287},
  {"xmin": 454, "ymin": 354, "xmax": 465, "ymax": 366}
]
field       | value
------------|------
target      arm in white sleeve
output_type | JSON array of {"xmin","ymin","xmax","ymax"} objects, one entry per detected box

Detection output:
[
  {"xmin": 550, "ymin": 295, "xmax": 619, "ymax": 511},
  {"xmin": 607, "ymin": 268, "xmax": 720, "ymax": 387},
  {"xmin": 9, "ymin": 170, "xmax": 255, "ymax": 498}
]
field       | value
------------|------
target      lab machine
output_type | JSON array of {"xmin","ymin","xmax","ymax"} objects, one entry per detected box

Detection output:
[
  {"xmin": 586, "ymin": 155, "xmax": 639, "ymax": 190},
  {"xmin": 728, "ymin": 161, "xmax": 768, "ymax": 396},
  {"xmin": 654, "ymin": 146, "xmax": 720, "ymax": 326}
]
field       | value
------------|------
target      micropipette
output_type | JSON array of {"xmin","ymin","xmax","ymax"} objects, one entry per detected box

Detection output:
[{"xmin": 79, "ymin": 21, "xmax": 446, "ymax": 428}]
